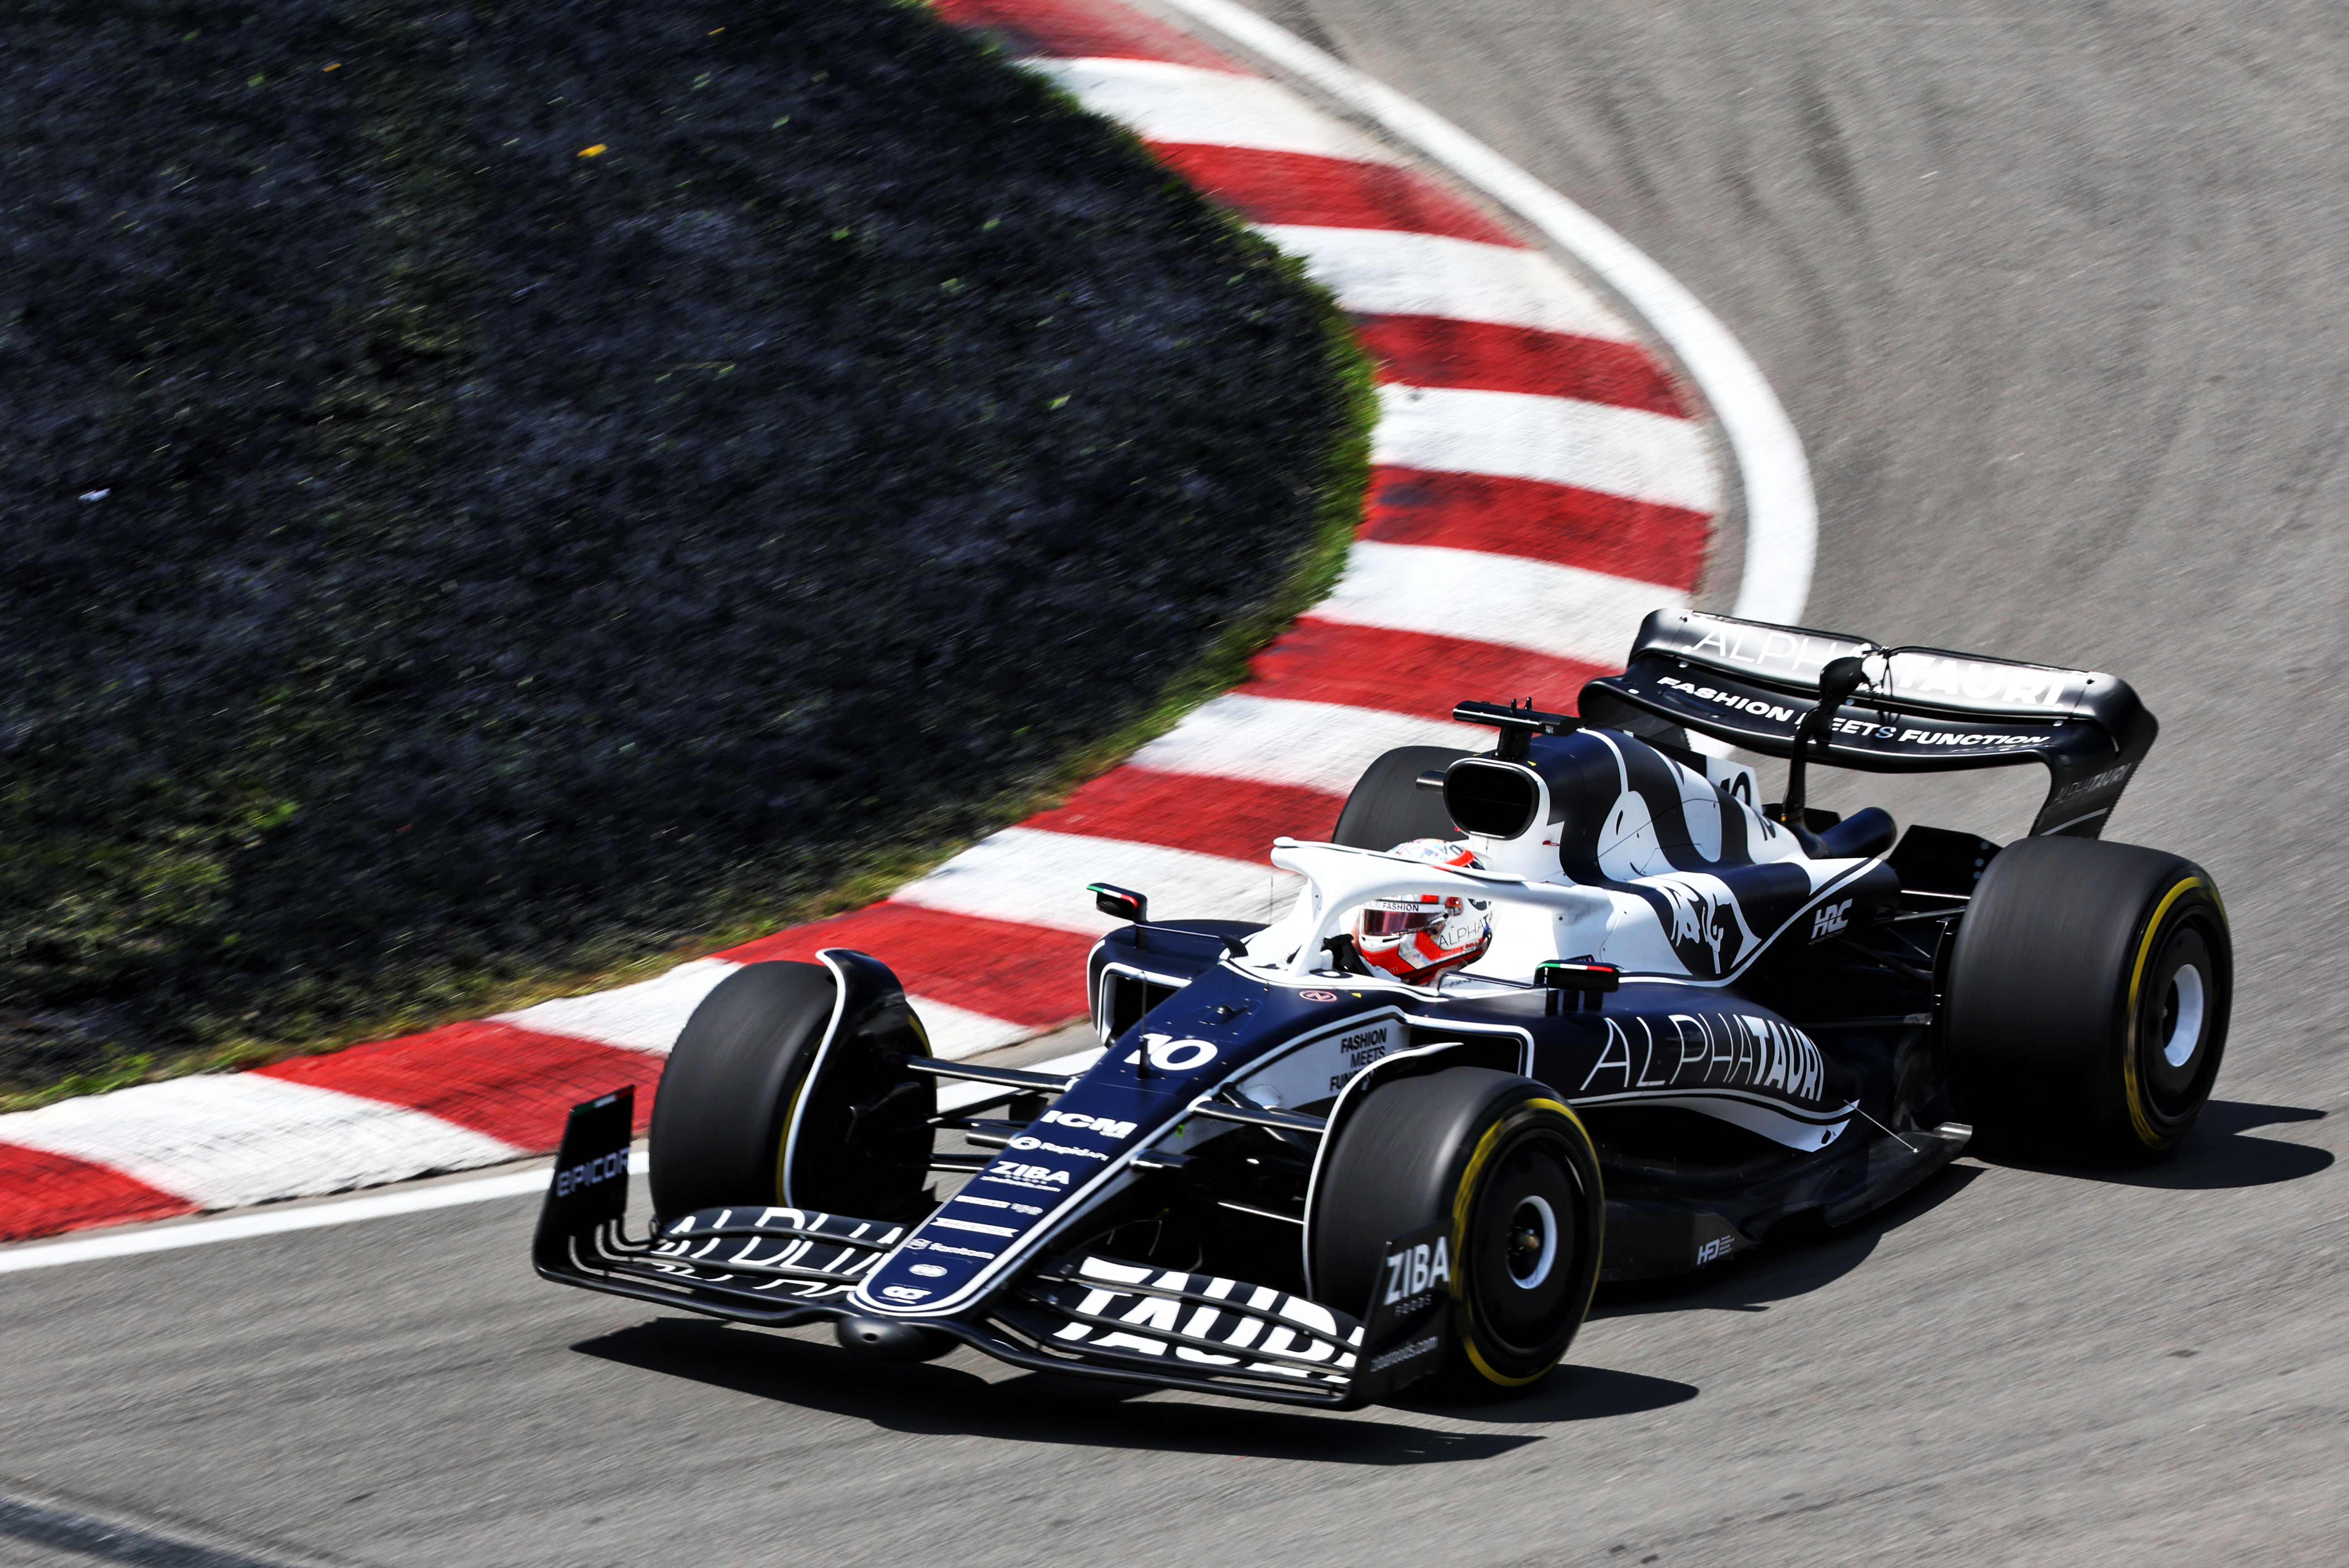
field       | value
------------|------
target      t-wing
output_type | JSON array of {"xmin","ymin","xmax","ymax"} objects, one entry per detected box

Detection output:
[{"xmin": 1579, "ymin": 609, "xmax": 2159, "ymax": 838}]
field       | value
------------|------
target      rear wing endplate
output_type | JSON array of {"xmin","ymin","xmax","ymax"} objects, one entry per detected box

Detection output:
[{"xmin": 1579, "ymin": 610, "xmax": 2158, "ymax": 838}]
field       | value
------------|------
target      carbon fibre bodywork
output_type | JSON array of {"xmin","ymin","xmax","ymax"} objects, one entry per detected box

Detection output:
[
  {"xmin": 531, "ymin": 690, "xmax": 2038, "ymax": 1403},
  {"xmin": 534, "ymin": 892, "xmax": 1969, "ymax": 1407},
  {"xmin": 531, "ymin": 616, "xmax": 2182, "ymax": 1405}
]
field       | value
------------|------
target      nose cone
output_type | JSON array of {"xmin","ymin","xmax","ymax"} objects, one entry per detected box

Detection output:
[{"xmin": 834, "ymin": 1317, "xmax": 958, "ymax": 1363}]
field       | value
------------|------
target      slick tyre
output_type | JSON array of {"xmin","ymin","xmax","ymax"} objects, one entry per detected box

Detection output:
[
  {"xmin": 647, "ymin": 956, "xmax": 935, "ymax": 1221},
  {"xmin": 1331, "ymin": 746, "xmax": 1471, "ymax": 850},
  {"xmin": 1311, "ymin": 1068, "xmax": 1603, "ymax": 1397},
  {"xmin": 1943, "ymin": 836, "xmax": 2231, "ymax": 1163}
]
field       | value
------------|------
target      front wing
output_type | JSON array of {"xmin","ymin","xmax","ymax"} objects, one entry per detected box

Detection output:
[{"xmin": 531, "ymin": 1090, "xmax": 1446, "ymax": 1409}]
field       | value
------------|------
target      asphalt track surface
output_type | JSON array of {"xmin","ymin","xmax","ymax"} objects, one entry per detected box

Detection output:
[{"xmin": 6, "ymin": 3, "xmax": 2344, "ymax": 1563}]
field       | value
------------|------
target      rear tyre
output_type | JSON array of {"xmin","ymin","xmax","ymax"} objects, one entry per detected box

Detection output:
[
  {"xmin": 1310, "ymin": 1067, "xmax": 1603, "ymax": 1397},
  {"xmin": 1943, "ymin": 836, "xmax": 2231, "ymax": 1162},
  {"xmin": 647, "ymin": 958, "xmax": 935, "ymax": 1221},
  {"xmin": 1331, "ymin": 746, "xmax": 1471, "ymax": 849}
]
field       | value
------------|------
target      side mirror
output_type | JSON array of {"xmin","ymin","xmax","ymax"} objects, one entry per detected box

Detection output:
[
  {"xmin": 1089, "ymin": 883, "xmax": 1148, "ymax": 925},
  {"xmin": 1535, "ymin": 960, "xmax": 1621, "ymax": 1014}
]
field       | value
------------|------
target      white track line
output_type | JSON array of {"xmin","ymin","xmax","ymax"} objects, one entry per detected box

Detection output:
[
  {"xmin": 0, "ymin": 1164, "xmax": 564, "ymax": 1274},
  {"xmin": 1319, "ymin": 540, "xmax": 1686, "ymax": 663},
  {"xmin": 1129, "ymin": 693, "xmax": 1487, "ymax": 791},
  {"xmin": 1373, "ymin": 384, "xmax": 1718, "ymax": 511},
  {"xmin": 0, "ymin": 1075, "xmax": 520, "ymax": 1209},
  {"xmin": 1158, "ymin": 0, "xmax": 1816, "ymax": 622},
  {"xmin": 1028, "ymin": 57, "xmax": 1399, "ymax": 162},
  {"xmin": 1256, "ymin": 225, "xmax": 1634, "ymax": 342}
]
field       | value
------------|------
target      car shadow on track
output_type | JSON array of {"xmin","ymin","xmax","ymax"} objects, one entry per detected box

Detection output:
[
  {"xmin": 574, "ymin": 1317, "xmax": 1622, "ymax": 1461},
  {"xmin": 1380, "ymin": 1364, "xmax": 1701, "ymax": 1425},
  {"xmin": 1583, "ymin": 1160, "xmax": 1989, "ymax": 1327},
  {"xmin": 1977, "ymin": 1100, "xmax": 2333, "ymax": 1190}
]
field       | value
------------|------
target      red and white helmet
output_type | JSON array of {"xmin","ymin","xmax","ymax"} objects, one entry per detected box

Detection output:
[{"xmin": 1352, "ymin": 839, "xmax": 1492, "ymax": 984}]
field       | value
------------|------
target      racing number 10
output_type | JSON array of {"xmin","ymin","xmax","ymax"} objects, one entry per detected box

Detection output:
[{"xmin": 1126, "ymin": 1034, "xmax": 1220, "ymax": 1071}]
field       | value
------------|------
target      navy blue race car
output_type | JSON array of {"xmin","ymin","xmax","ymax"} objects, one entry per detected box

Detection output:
[{"xmin": 534, "ymin": 610, "xmax": 2231, "ymax": 1408}]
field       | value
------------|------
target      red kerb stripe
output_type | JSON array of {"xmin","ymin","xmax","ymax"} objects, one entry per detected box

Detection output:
[
  {"xmin": 0, "ymin": 1143, "xmax": 198, "ymax": 1243},
  {"xmin": 720, "ymin": 905, "xmax": 1094, "ymax": 1029},
  {"xmin": 1355, "ymin": 314, "xmax": 1689, "ymax": 418},
  {"xmin": 1148, "ymin": 145, "xmax": 1523, "ymax": 248},
  {"xmin": 257, "ymin": 1023, "xmax": 655, "ymax": 1150},
  {"xmin": 931, "ymin": 0, "xmax": 1238, "ymax": 71},
  {"xmin": 1247, "ymin": 618, "xmax": 1606, "ymax": 720},
  {"xmin": 1366, "ymin": 467, "xmax": 1709, "ymax": 589},
  {"xmin": 1022, "ymin": 767, "xmax": 1346, "ymax": 860},
  {"xmin": 715, "ymin": 774, "xmax": 1342, "ymax": 1028}
]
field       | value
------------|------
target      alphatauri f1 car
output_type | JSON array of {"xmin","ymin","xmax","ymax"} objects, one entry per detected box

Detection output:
[{"xmin": 535, "ymin": 610, "xmax": 2231, "ymax": 1408}]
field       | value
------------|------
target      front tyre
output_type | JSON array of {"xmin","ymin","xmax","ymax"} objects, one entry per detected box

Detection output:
[
  {"xmin": 1943, "ymin": 836, "xmax": 2231, "ymax": 1162},
  {"xmin": 1310, "ymin": 1067, "xmax": 1603, "ymax": 1396},
  {"xmin": 647, "ymin": 955, "xmax": 935, "ymax": 1221}
]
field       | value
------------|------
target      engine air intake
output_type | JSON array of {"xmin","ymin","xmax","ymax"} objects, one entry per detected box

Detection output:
[{"xmin": 1442, "ymin": 759, "xmax": 1540, "ymax": 839}]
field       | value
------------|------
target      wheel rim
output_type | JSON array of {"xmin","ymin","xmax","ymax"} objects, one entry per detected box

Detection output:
[
  {"xmin": 1505, "ymin": 1194, "xmax": 1559, "ymax": 1290},
  {"xmin": 1468, "ymin": 1135, "xmax": 1580, "ymax": 1356},
  {"xmin": 2140, "ymin": 921, "xmax": 2221, "ymax": 1118},
  {"xmin": 2160, "ymin": 963, "xmax": 2206, "ymax": 1069}
]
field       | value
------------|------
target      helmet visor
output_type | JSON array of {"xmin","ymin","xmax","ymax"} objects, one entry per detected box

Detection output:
[{"xmin": 1356, "ymin": 904, "xmax": 1441, "ymax": 937}]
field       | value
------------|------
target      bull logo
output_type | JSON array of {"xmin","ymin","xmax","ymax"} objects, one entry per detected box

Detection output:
[{"xmin": 1646, "ymin": 874, "xmax": 1751, "ymax": 978}]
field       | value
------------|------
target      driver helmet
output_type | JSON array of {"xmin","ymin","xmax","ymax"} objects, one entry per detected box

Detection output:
[{"xmin": 1353, "ymin": 839, "xmax": 1493, "ymax": 984}]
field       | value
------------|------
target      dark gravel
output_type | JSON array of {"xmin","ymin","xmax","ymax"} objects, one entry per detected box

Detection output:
[{"xmin": 0, "ymin": 0, "xmax": 1366, "ymax": 1092}]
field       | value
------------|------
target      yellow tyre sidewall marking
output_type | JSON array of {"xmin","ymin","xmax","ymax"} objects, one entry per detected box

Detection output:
[
  {"xmin": 775, "ymin": 1071, "xmax": 810, "ymax": 1206},
  {"xmin": 1452, "ymin": 1095, "xmax": 1601, "ymax": 1388},
  {"xmin": 2122, "ymin": 876, "xmax": 2216, "ymax": 1150}
]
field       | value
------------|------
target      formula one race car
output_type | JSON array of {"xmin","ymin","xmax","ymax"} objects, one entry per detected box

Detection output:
[{"xmin": 534, "ymin": 610, "xmax": 2231, "ymax": 1408}]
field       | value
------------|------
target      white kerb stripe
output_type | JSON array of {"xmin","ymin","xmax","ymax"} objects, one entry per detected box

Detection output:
[
  {"xmin": 1158, "ymin": 0, "xmax": 1815, "ymax": 622},
  {"xmin": 934, "ymin": 1047, "xmax": 1108, "ymax": 1114},
  {"xmin": 1256, "ymin": 226, "xmax": 1633, "ymax": 343},
  {"xmin": 891, "ymin": 826, "xmax": 1299, "ymax": 935},
  {"xmin": 0, "ymin": 1074, "xmax": 519, "ymax": 1211},
  {"xmin": 491, "ymin": 956, "xmax": 738, "ymax": 1055},
  {"xmin": 1375, "ymin": 384, "xmax": 1719, "ymax": 514},
  {"xmin": 1029, "ymin": 58, "xmax": 1398, "ymax": 165},
  {"xmin": 908, "ymin": 994, "xmax": 1038, "ymax": 1061},
  {"xmin": 1317, "ymin": 540, "xmax": 1686, "ymax": 666},
  {"xmin": 494, "ymin": 958, "xmax": 1033, "ymax": 1062},
  {"xmin": 1129, "ymin": 694, "xmax": 1488, "ymax": 795}
]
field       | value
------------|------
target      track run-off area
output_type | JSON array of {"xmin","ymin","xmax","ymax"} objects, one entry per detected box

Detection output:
[{"xmin": 5, "ymin": 2, "xmax": 2344, "ymax": 1565}]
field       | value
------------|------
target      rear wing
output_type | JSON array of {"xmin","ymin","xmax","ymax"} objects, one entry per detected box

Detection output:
[{"xmin": 1579, "ymin": 610, "xmax": 2158, "ymax": 838}]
